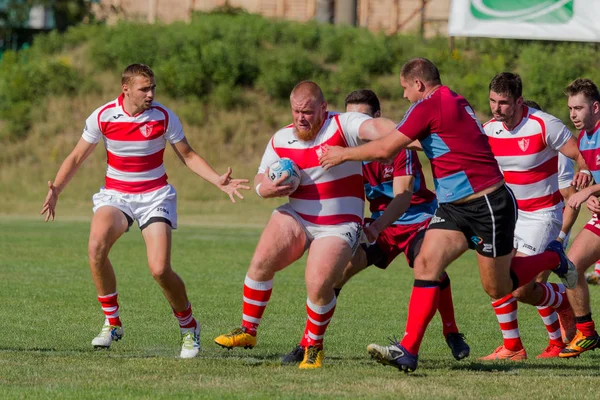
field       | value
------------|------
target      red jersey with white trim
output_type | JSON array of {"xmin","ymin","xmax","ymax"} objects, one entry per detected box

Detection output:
[
  {"xmin": 258, "ymin": 111, "xmax": 370, "ymax": 225},
  {"xmin": 484, "ymin": 105, "xmax": 572, "ymax": 212},
  {"xmin": 81, "ymin": 94, "xmax": 184, "ymax": 194},
  {"xmin": 397, "ymin": 86, "xmax": 503, "ymax": 203}
]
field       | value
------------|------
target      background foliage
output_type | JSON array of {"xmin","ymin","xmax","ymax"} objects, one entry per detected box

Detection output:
[{"xmin": 2, "ymin": 11, "xmax": 600, "ymax": 141}]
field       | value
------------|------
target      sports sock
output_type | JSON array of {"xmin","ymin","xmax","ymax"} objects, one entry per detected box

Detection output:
[
  {"xmin": 98, "ymin": 292, "xmax": 121, "ymax": 327},
  {"xmin": 400, "ymin": 280, "xmax": 440, "ymax": 355},
  {"xmin": 173, "ymin": 302, "xmax": 197, "ymax": 330},
  {"xmin": 241, "ymin": 275, "xmax": 273, "ymax": 336},
  {"xmin": 491, "ymin": 294, "xmax": 523, "ymax": 351},
  {"xmin": 509, "ymin": 252, "xmax": 560, "ymax": 288},
  {"xmin": 438, "ymin": 273, "xmax": 458, "ymax": 337},
  {"xmin": 595, "ymin": 261, "xmax": 600, "ymax": 275},
  {"xmin": 575, "ymin": 313, "xmax": 597, "ymax": 337},
  {"xmin": 536, "ymin": 306, "xmax": 563, "ymax": 346},
  {"xmin": 535, "ymin": 282, "xmax": 565, "ymax": 308},
  {"xmin": 303, "ymin": 297, "xmax": 336, "ymax": 349}
]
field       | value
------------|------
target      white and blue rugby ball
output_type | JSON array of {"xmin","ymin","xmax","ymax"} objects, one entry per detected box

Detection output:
[{"xmin": 269, "ymin": 158, "xmax": 301, "ymax": 189}]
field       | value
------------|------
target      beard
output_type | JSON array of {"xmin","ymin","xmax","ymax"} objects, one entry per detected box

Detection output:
[{"xmin": 294, "ymin": 116, "xmax": 323, "ymax": 142}]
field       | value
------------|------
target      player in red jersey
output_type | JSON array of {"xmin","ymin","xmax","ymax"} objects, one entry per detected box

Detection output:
[
  {"xmin": 41, "ymin": 64, "xmax": 249, "ymax": 358},
  {"xmin": 319, "ymin": 58, "xmax": 579, "ymax": 372},
  {"xmin": 558, "ymin": 78, "xmax": 600, "ymax": 357}
]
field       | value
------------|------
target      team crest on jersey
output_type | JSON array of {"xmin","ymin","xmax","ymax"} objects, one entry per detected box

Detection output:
[
  {"xmin": 139, "ymin": 124, "xmax": 153, "ymax": 138},
  {"xmin": 518, "ymin": 138, "xmax": 530, "ymax": 152},
  {"xmin": 315, "ymin": 145, "xmax": 326, "ymax": 158},
  {"xmin": 383, "ymin": 165, "xmax": 394, "ymax": 179}
]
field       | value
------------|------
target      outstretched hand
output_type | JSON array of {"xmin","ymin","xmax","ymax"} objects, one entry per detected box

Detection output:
[
  {"xmin": 318, "ymin": 145, "xmax": 346, "ymax": 170},
  {"xmin": 40, "ymin": 181, "xmax": 58, "ymax": 222},
  {"xmin": 218, "ymin": 167, "xmax": 250, "ymax": 203}
]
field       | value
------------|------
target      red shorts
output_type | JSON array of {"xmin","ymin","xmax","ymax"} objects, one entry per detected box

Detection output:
[
  {"xmin": 584, "ymin": 213, "xmax": 600, "ymax": 236},
  {"xmin": 365, "ymin": 218, "xmax": 430, "ymax": 269}
]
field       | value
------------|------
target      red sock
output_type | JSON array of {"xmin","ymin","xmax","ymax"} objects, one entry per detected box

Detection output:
[
  {"xmin": 576, "ymin": 321, "xmax": 597, "ymax": 337},
  {"xmin": 173, "ymin": 302, "xmax": 197, "ymax": 330},
  {"xmin": 492, "ymin": 294, "xmax": 523, "ymax": 351},
  {"xmin": 241, "ymin": 275, "xmax": 273, "ymax": 335},
  {"xmin": 510, "ymin": 252, "xmax": 559, "ymax": 287},
  {"xmin": 98, "ymin": 292, "xmax": 121, "ymax": 326},
  {"xmin": 303, "ymin": 297, "xmax": 336, "ymax": 349},
  {"xmin": 438, "ymin": 273, "xmax": 458, "ymax": 337},
  {"xmin": 400, "ymin": 281, "xmax": 440, "ymax": 355}
]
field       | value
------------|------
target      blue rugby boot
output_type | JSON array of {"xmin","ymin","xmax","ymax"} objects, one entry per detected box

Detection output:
[
  {"xmin": 367, "ymin": 340, "xmax": 418, "ymax": 373},
  {"xmin": 546, "ymin": 240, "xmax": 578, "ymax": 289}
]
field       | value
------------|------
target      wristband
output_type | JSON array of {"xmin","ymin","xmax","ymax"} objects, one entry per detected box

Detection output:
[
  {"xmin": 580, "ymin": 170, "xmax": 591, "ymax": 176},
  {"xmin": 558, "ymin": 231, "xmax": 567, "ymax": 241},
  {"xmin": 255, "ymin": 183, "xmax": 264, "ymax": 198}
]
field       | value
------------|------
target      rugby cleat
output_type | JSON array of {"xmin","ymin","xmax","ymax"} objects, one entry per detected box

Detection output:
[
  {"xmin": 91, "ymin": 324, "xmax": 124, "ymax": 349},
  {"xmin": 367, "ymin": 340, "xmax": 418, "ymax": 373},
  {"xmin": 546, "ymin": 240, "xmax": 578, "ymax": 289},
  {"xmin": 298, "ymin": 346, "xmax": 324, "ymax": 369},
  {"xmin": 559, "ymin": 330, "xmax": 600, "ymax": 358},
  {"xmin": 214, "ymin": 327, "xmax": 256, "ymax": 349},
  {"xmin": 478, "ymin": 345, "xmax": 527, "ymax": 361},
  {"xmin": 536, "ymin": 342, "xmax": 565, "ymax": 359},
  {"xmin": 282, "ymin": 344, "xmax": 305, "ymax": 364},
  {"xmin": 445, "ymin": 332, "xmax": 470, "ymax": 360},
  {"xmin": 179, "ymin": 324, "xmax": 201, "ymax": 359}
]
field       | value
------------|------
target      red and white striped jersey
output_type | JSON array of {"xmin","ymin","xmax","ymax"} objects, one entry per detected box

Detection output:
[
  {"xmin": 484, "ymin": 105, "xmax": 573, "ymax": 212},
  {"xmin": 258, "ymin": 111, "xmax": 371, "ymax": 225},
  {"xmin": 82, "ymin": 94, "xmax": 184, "ymax": 193}
]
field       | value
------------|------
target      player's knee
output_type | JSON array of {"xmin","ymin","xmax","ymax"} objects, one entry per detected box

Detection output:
[
  {"xmin": 512, "ymin": 284, "xmax": 534, "ymax": 303},
  {"xmin": 88, "ymin": 237, "xmax": 109, "ymax": 263},
  {"xmin": 482, "ymin": 283, "xmax": 510, "ymax": 299},
  {"xmin": 149, "ymin": 262, "xmax": 171, "ymax": 281},
  {"xmin": 412, "ymin": 254, "xmax": 442, "ymax": 280}
]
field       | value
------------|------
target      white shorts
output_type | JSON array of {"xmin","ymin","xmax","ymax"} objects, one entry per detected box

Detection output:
[
  {"xmin": 92, "ymin": 184, "xmax": 177, "ymax": 230},
  {"xmin": 276, "ymin": 203, "xmax": 362, "ymax": 254},
  {"xmin": 514, "ymin": 208, "xmax": 562, "ymax": 255}
]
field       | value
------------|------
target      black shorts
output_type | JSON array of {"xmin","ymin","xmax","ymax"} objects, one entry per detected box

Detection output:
[{"xmin": 428, "ymin": 184, "xmax": 517, "ymax": 257}]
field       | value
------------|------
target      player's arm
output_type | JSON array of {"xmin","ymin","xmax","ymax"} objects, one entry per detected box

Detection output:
[
  {"xmin": 366, "ymin": 175, "xmax": 414, "ymax": 241},
  {"xmin": 320, "ymin": 128, "xmax": 413, "ymax": 170},
  {"xmin": 567, "ymin": 182, "xmax": 600, "ymax": 210},
  {"xmin": 171, "ymin": 139, "xmax": 249, "ymax": 203},
  {"xmin": 253, "ymin": 171, "xmax": 294, "ymax": 199},
  {"xmin": 41, "ymin": 138, "xmax": 97, "ymax": 221},
  {"xmin": 558, "ymin": 185, "xmax": 580, "ymax": 243},
  {"xmin": 558, "ymin": 136, "xmax": 591, "ymax": 190}
]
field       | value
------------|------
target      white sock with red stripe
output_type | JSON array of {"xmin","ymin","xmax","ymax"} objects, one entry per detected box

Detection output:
[
  {"xmin": 595, "ymin": 261, "xmax": 600, "ymax": 275},
  {"xmin": 491, "ymin": 294, "xmax": 523, "ymax": 351},
  {"xmin": 173, "ymin": 302, "xmax": 197, "ymax": 331},
  {"xmin": 535, "ymin": 282, "xmax": 565, "ymax": 308},
  {"xmin": 98, "ymin": 292, "xmax": 121, "ymax": 326},
  {"xmin": 241, "ymin": 275, "xmax": 273, "ymax": 336},
  {"xmin": 536, "ymin": 306, "xmax": 563, "ymax": 345},
  {"xmin": 303, "ymin": 297, "xmax": 337, "ymax": 349}
]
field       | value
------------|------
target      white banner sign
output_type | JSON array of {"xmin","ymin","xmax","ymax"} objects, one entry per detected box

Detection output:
[{"xmin": 449, "ymin": 0, "xmax": 600, "ymax": 42}]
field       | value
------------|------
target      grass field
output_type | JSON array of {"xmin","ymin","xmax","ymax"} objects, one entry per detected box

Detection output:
[{"xmin": 2, "ymin": 217, "xmax": 600, "ymax": 399}]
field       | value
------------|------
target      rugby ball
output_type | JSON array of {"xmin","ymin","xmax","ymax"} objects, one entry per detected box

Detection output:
[{"xmin": 268, "ymin": 158, "xmax": 301, "ymax": 189}]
